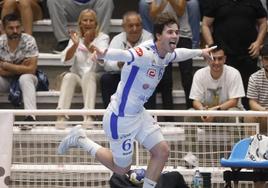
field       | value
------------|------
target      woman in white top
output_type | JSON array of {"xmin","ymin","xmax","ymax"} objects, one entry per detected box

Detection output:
[{"xmin": 56, "ymin": 9, "xmax": 109, "ymax": 128}]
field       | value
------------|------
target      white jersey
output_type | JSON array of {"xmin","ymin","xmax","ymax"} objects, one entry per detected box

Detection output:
[{"xmin": 104, "ymin": 40, "xmax": 202, "ymax": 116}]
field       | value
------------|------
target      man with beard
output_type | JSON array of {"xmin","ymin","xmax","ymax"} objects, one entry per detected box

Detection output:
[{"xmin": 0, "ymin": 13, "xmax": 39, "ymax": 130}]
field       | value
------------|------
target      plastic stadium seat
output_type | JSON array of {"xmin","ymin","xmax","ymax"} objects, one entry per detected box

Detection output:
[
  {"xmin": 220, "ymin": 137, "xmax": 268, "ymax": 188},
  {"xmin": 221, "ymin": 137, "xmax": 268, "ymax": 168}
]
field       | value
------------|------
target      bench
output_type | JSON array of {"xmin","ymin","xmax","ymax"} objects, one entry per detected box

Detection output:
[
  {"xmin": 0, "ymin": 90, "xmax": 186, "ymax": 106},
  {"xmin": 0, "ymin": 53, "xmax": 206, "ymax": 107},
  {"xmin": 0, "ymin": 53, "xmax": 207, "ymax": 107}
]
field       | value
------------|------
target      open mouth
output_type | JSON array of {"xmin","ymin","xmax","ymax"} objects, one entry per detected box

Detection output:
[{"xmin": 169, "ymin": 41, "xmax": 177, "ymax": 49}]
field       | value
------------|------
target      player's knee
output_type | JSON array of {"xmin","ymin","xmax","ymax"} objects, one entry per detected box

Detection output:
[
  {"xmin": 160, "ymin": 143, "xmax": 170, "ymax": 161},
  {"xmin": 114, "ymin": 165, "xmax": 131, "ymax": 175},
  {"xmin": 62, "ymin": 73, "xmax": 75, "ymax": 82},
  {"xmin": 113, "ymin": 157, "xmax": 132, "ymax": 174}
]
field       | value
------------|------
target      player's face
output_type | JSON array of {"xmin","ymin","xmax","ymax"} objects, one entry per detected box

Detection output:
[
  {"xmin": 157, "ymin": 23, "xmax": 179, "ymax": 56},
  {"xmin": 208, "ymin": 50, "xmax": 226, "ymax": 74},
  {"xmin": 4, "ymin": 21, "xmax": 22, "ymax": 40},
  {"xmin": 123, "ymin": 15, "xmax": 142, "ymax": 45}
]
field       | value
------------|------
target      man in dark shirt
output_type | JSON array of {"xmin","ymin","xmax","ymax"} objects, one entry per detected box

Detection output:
[{"xmin": 202, "ymin": 0, "xmax": 267, "ymax": 109}]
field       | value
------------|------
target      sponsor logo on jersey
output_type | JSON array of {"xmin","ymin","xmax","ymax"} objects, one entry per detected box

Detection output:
[
  {"xmin": 135, "ymin": 47, "xmax": 143, "ymax": 56},
  {"xmin": 158, "ymin": 68, "xmax": 164, "ymax": 80},
  {"xmin": 147, "ymin": 68, "xmax": 156, "ymax": 78},
  {"xmin": 138, "ymin": 95, "xmax": 147, "ymax": 102}
]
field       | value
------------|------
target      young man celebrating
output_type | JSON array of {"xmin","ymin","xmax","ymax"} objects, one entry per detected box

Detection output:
[{"xmin": 58, "ymin": 13, "xmax": 215, "ymax": 188}]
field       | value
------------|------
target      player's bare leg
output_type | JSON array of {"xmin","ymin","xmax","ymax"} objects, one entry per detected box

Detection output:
[
  {"xmin": 58, "ymin": 125, "xmax": 131, "ymax": 174},
  {"xmin": 143, "ymin": 141, "xmax": 169, "ymax": 188}
]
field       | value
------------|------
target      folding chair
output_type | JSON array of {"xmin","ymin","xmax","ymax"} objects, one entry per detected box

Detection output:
[{"xmin": 220, "ymin": 137, "xmax": 268, "ymax": 188}]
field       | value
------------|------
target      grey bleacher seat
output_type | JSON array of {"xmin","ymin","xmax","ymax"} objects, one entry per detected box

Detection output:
[
  {"xmin": 33, "ymin": 19, "xmax": 123, "ymax": 33},
  {"xmin": 0, "ymin": 53, "xmax": 206, "ymax": 109}
]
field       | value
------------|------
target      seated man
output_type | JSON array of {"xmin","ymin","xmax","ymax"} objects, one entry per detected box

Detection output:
[
  {"xmin": 185, "ymin": 45, "xmax": 245, "ymax": 122},
  {"xmin": 245, "ymin": 45, "xmax": 268, "ymax": 134},
  {"xmin": 0, "ymin": 13, "xmax": 39, "ymax": 130},
  {"xmin": 101, "ymin": 11, "xmax": 152, "ymax": 108}
]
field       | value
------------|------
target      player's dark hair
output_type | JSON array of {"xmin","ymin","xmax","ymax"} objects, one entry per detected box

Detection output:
[
  {"xmin": 209, "ymin": 43, "xmax": 224, "ymax": 54},
  {"xmin": 153, "ymin": 13, "xmax": 179, "ymax": 41},
  {"xmin": 2, "ymin": 13, "xmax": 21, "ymax": 28}
]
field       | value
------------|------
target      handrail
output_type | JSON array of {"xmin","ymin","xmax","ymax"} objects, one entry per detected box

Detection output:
[{"xmin": 1, "ymin": 109, "xmax": 268, "ymax": 117}]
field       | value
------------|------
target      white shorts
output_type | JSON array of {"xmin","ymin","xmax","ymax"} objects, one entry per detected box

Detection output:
[{"xmin": 102, "ymin": 108, "xmax": 164, "ymax": 168}]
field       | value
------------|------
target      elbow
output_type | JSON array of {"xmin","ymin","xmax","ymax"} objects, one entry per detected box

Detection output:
[
  {"xmin": 227, "ymin": 98, "xmax": 239, "ymax": 109},
  {"xmin": 248, "ymin": 99, "xmax": 256, "ymax": 110}
]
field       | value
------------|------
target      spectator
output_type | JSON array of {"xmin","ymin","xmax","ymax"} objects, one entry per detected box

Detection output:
[
  {"xmin": 202, "ymin": 0, "xmax": 267, "ymax": 110},
  {"xmin": 56, "ymin": 9, "xmax": 109, "ymax": 129},
  {"xmin": 261, "ymin": 0, "xmax": 268, "ymax": 12},
  {"xmin": 149, "ymin": 0, "xmax": 194, "ymax": 109},
  {"xmin": 139, "ymin": 0, "xmax": 154, "ymax": 33},
  {"xmin": 245, "ymin": 46, "xmax": 268, "ymax": 188},
  {"xmin": 185, "ymin": 46, "xmax": 245, "ymax": 122},
  {"xmin": 187, "ymin": 0, "xmax": 201, "ymax": 49},
  {"xmin": 245, "ymin": 45, "xmax": 268, "ymax": 135},
  {"xmin": 1, "ymin": 0, "xmax": 43, "ymax": 35},
  {"xmin": 0, "ymin": 13, "xmax": 39, "ymax": 130},
  {"xmin": 47, "ymin": 0, "xmax": 114, "ymax": 53},
  {"xmin": 139, "ymin": 0, "xmax": 201, "ymax": 50},
  {"xmin": 101, "ymin": 11, "xmax": 152, "ymax": 108}
]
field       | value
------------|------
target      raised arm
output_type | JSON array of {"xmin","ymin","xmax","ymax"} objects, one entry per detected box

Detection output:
[
  {"xmin": 248, "ymin": 17, "xmax": 267, "ymax": 58},
  {"xmin": 201, "ymin": 16, "xmax": 215, "ymax": 46},
  {"xmin": 149, "ymin": 0, "xmax": 168, "ymax": 19},
  {"xmin": 167, "ymin": 0, "xmax": 186, "ymax": 17},
  {"xmin": 92, "ymin": 46, "xmax": 133, "ymax": 63},
  {"xmin": 173, "ymin": 46, "xmax": 216, "ymax": 62}
]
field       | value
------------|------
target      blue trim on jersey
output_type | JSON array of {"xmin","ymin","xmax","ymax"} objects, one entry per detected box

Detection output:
[
  {"xmin": 110, "ymin": 112, "xmax": 118, "ymax": 139},
  {"xmin": 153, "ymin": 42, "xmax": 164, "ymax": 59},
  {"xmin": 118, "ymin": 65, "xmax": 139, "ymax": 116},
  {"xmin": 127, "ymin": 50, "xmax": 135, "ymax": 65},
  {"xmin": 172, "ymin": 52, "xmax": 177, "ymax": 61}
]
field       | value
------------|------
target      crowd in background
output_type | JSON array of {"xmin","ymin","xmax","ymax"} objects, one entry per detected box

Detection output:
[
  {"xmin": 0, "ymin": 1, "xmax": 268, "ymax": 187},
  {"xmin": 0, "ymin": 0, "xmax": 268, "ymax": 133}
]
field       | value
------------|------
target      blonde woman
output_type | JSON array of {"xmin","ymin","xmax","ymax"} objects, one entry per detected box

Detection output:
[
  {"xmin": 1, "ymin": 0, "xmax": 43, "ymax": 35},
  {"xmin": 56, "ymin": 9, "xmax": 109, "ymax": 129}
]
